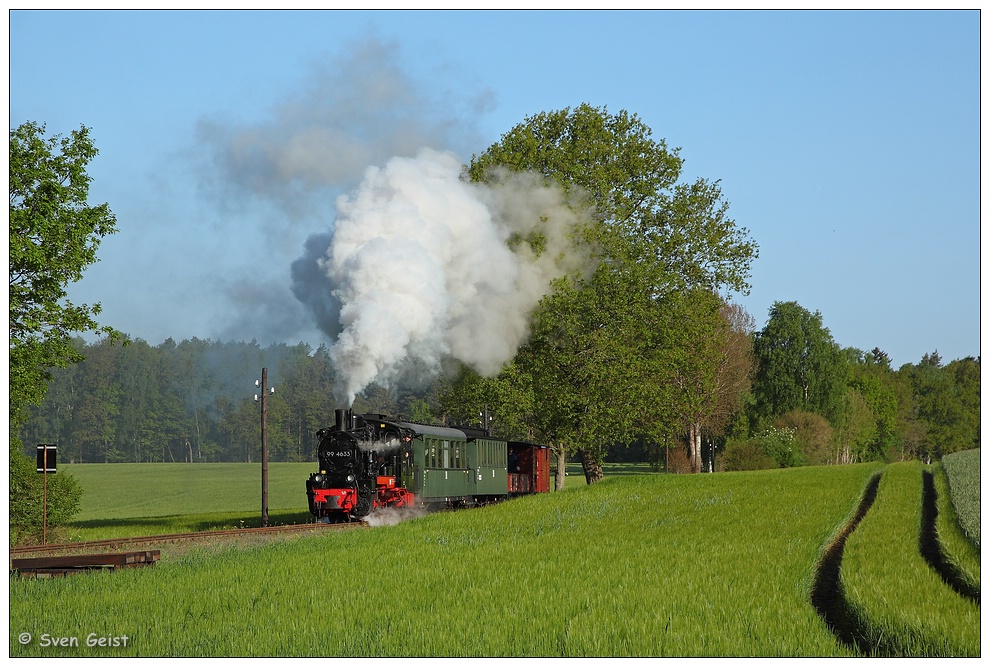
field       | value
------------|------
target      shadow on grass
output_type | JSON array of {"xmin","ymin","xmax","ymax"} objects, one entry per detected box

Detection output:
[
  {"xmin": 67, "ymin": 510, "xmax": 317, "ymax": 537},
  {"xmin": 562, "ymin": 462, "xmax": 660, "ymax": 478},
  {"xmin": 920, "ymin": 470, "xmax": 980, "ymax": 604}
]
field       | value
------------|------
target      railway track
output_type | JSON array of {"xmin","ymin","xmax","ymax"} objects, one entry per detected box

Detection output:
[{"xmin": 10, "ymin": 521, "xmax": 363, "ymax": 561}]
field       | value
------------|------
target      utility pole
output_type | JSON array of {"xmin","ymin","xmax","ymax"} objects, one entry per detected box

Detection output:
[{"xmin": 256, "ymin": 368, "xmax": 273, "ymax": 528}]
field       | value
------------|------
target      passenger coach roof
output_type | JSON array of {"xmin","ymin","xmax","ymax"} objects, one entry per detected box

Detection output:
[{"xmin": 396, "ymin": 421, "xmax": 467, "ymax": 440}]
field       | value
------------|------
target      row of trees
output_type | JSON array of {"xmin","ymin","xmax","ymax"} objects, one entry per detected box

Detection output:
[
  {"xmin": 20, "ymin": 336, "xmax": 351, "ymax": 464},
  {"xmin": 729, "ymin": 305, "xmax": 979, "ymax": 470},
  {"xmin": 17, "ymin": 315, "xmax": 980, "ymax": 474}
]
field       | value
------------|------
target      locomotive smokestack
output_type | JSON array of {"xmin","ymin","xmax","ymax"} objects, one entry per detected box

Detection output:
[{"xmin": 334, "ymin": 409, "xmax": 345, "ymax": 431}]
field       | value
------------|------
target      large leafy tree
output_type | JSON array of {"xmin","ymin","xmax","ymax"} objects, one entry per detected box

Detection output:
[
  {"xmin": 9, "ymin": 121, "xmax": 120, "ymax": 543},
  {"xmin": 750, "ymin": 301, "xmax": 847, "ymax": 433},
  {"xmin": 10, "ymin": 121, "xmax": 121, "ymax": 433},
  {"xmin": 467, "ymin": 104, "xmax": 758, "ymax": 482},
  {"xmin": 690, "ymin": 301, "xmax": 757, "ymax": 471}
]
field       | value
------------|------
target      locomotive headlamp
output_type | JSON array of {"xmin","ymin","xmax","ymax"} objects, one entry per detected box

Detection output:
[
  {"xmin": 313, "ymin": 474, "xmax": 324, "ymax": 483},
  {"xmin": 346, "ymin": 474, "xmax": 356, "ymax": 482}
]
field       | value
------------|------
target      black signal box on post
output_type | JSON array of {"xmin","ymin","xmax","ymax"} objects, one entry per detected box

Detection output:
[{"xmin": 36, "ymin": 445, "xmax": 56, "ymax": 473}]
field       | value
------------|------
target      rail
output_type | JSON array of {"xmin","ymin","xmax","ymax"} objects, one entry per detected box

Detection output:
[{"xmin": 10, "ymin": 521, "xmax": 363, "ymax": 562}]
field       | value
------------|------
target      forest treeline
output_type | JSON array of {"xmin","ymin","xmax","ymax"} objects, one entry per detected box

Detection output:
[{"xmin": 18, "ymin": 330, "xmax": 980, "ymax": 469}]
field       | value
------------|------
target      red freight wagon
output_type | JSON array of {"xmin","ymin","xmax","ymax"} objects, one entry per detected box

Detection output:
[{"xmin": 507, "ymin": 442, "xmax": 550, "ymax": 495}]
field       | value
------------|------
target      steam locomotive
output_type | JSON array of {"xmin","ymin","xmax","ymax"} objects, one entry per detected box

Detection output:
[{"xmin": 306, "ymin": 409, "xmax": 550, "ymax": 521}]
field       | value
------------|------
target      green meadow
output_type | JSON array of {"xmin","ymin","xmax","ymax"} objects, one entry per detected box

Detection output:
[
  {"xmin": 56, "ymin": 461, "xmax": 652, "ymax": 541},
  {"xmin": 57, "ymin": 462, "xmax": 317, "ymax": 541},
  {"xmin": 10, "ymin": 458, "xmax": 980, "ymax": 657}
]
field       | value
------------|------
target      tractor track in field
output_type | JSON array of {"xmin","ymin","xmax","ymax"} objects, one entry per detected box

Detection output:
[
  {"xmin": 810, "ymin": 467, "xmax": 979, "ymax": 656},
  {"xmin": 810, "ymin": 471, "xmax": 881, "ymax": 655},
  {"xmin": 919, "ymin": 470, "xmax": 980, "ymax": 604},
  {"xmin": 9, "ymin": 521, "xmax": 364, "ymax": 565}
]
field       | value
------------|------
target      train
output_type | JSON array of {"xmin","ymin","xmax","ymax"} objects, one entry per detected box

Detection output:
[{"xmin": 306, "ymin": 409, "xmax": 550, "ymax": 522}]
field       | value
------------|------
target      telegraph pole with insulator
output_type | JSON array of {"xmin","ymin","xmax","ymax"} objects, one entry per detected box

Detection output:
[{"xmin": 255, "ymin": 368, "xmax": 274, "ymax": 527}]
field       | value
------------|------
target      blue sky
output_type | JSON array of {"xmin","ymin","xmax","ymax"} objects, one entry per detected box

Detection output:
[{"xmin": 9, "ymin": 9, "xmax": 981, "ymax": 369}]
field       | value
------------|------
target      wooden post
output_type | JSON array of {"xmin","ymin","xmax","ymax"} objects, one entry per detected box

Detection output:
[
  {"xmin": 261, "ymin": 367, "xmax": 269, "ymax": 528},
  {"xmin": 42, "ymin": 455, "xmax": 47, "ymax": 545},
  {"xmin": 36, "ymin": 445, "xmax": 56, "ymax": 544}
]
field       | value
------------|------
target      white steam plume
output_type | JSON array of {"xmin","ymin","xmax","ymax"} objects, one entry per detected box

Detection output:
[
  {"xmin": 364, "ymin": 505, "xmax": 429, "ymax": 527},
  {"xmin": 323, "ymin": 147, "xmax": 589, "ymax": 404}
]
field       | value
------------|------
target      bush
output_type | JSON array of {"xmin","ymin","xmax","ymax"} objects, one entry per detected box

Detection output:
[
  {"xmin": 9, "ymin": 445, "xmax": 82, "ymax": 545},
  {"xmin": 760, "ymin": 426, "xmax": 807, "ymax": 468},
  {"xmin": 721, "ymin": 439, "xmax": 776, "ymax": 471},
  {"xmin": 722, "ymin": 427, "xmax": 806, "ymax": 471},
  {"xmin": 665, "ymin": 442, "xmax": 694, "ymax": 473},
  {"xmin": 775, "ymin": 410, "xmax": 834, "ymax": 465}
]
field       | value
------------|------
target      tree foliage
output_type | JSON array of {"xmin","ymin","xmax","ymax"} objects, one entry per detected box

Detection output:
[
  {"xmin": 897, "ymin": 353, "xmax": 980, "ymax": 460},
  {"xmin": 750, "ymin": 301, "xmax": 847, "ymax": 431},
  {"xmin": 9, "ymin": 121, "xmax": 121, "ymax": 431},
  {"xmin": 20, "ymin": 338, "xmax": 340, "ymax": 464},
  {"xmin": 843, "ymin": 349, "xmax": 899, "ymax": 461},
  {"xmin": 747, "ymin": 316, "xmax": 979, "ymax": 467},
  {"xmin": 466, "ymin": 104, "xmax": 758, "ymax": 482}
]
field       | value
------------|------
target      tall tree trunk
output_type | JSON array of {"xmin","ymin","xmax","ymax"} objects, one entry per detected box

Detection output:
[
  {"xmin": 689, "ymin": 423, "xmax": 703, "ymax": 473},
  {"xmin": 554, "ymin": 444, "xmax": 567, "ymax": 491},
  {"xmin": 578, "ymin": 448, "xmax": 604, "ymax": 484}
]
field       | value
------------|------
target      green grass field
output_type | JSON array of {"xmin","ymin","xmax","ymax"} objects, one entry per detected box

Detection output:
[
  {"xmin": 57, "ymin": 462, "xmax": 316, "ymax": 541},
  {"xmin": 932, "ymin": 463, "xmax": 981, "ymax": 595},
  {"xmin": 840, "ymin": 462, "xmax": 980, "ymax": 656},
  {"xmin": 941, "ymin": 449, "xmax": 980, "ymax": 548},
  {"xmin": 10, "ymin": 460, "xmax": 979, "ymax": 657},
  {"xmin": 55, "ymin": 461, "xmax": 649, "ymax": 541}
]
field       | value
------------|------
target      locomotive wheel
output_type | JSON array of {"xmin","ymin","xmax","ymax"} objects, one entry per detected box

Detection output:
[{"xmin": 354, "ymin": 490, "xmax": 373, "ymax": 517}]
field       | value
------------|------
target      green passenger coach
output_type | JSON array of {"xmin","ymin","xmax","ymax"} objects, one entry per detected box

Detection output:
[{"xmin": 400, "ymin": 422, "xmax": 509, "ymax": 506}]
